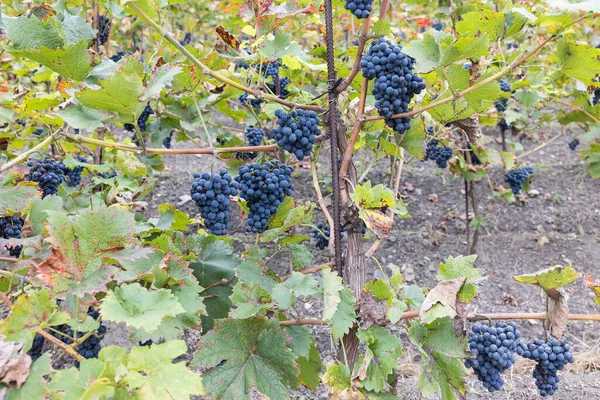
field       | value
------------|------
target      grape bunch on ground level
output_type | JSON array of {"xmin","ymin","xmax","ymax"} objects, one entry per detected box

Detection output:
[
  {"xmin": 0, "ymin": 216, "xmax": 24, "ymax": 257},
  {"xmin": 568, "ymin": 138, "xmax": 580, "ymax": 150},
  {"xmin": 235, "ymin": 161, "xmax": 294, "ymax": 233},
  {"xmin": 63, "ymin": 156, "xmax": 88, "ymax": 187},
  {"xmin": 190, "ymin": 170, "xmax": 239, "ymax": 235},
  {"xmin": 504, "ymin": 167, "xmax": 534, "ymax": 195},
  {"xmin": 360, "ymin": 38, "xmax": 426, "ymax": 134},
  {"xmin": 517, "ymin": 337, "xmax": 575, "ymax": 396},
  {"xmin": 312, "ymin": 222, "xmax": 331, "ymax": 250},
  {"xmin": 110, "ymin": 51, "xmax": 132, "ymax": 62},
  {"xmin": 425, "ymin": 139, "xmax": 453, "ymax": 168},
  {"xmin": 344, "ymin": 0, "xmax": 373, "ymax": 19},
  {"xmin": 464, "ymin": 322, "xmax": 522, "ymax": 393},
  {"xmin": 96, "ymin": 15, "xmax": 111, "ymax": 45},
  {"xmin": 27, "ymin": 333, "xmax": 45, "ymax": 361},
  {"xmin": 495, "ymin": 79, "xmax": 511, "ymax": 112},
  {"xmin": 125, "ymin": 103, "xmax": 153, "ymax": 132},
  {"xmin": 271, "ymin": 109, "xmax": 321, "ymax": 160},
  {"xmin": 236, "ymin": 126, "xmax": 265, "ymax": 160},
  {"xmin": 25, "ymin": 157, "xmax": 66, "ymax": 197}
]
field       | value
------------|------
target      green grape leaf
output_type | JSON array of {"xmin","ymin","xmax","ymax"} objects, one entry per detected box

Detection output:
[
  {"xmin": 365, "ymin": 278, "xmax": 395, "ymax": 302},
  {"xmin": 440, "ymin": 34, "xmax": 490, "ymax": 66},
  {"xmin": 114, "ymin": 151, "xmax": 148, "ymax": 177},
  {"xmin": 322, "ymin": 266, "xmax": 343, "ymax": 321},
  {"xmin": 351, "ymin": 181, "xmax": 396, "ymax": 209},
  {"xmin": 60, "ymin": 13, "xmax": 96, "ymax": 46},
  {"xmin": 372, "ymin": 20, "xmax": 391, "ymax": 36},
  {"xmin": 271, "ymin": 272, "xmax": 320, "ymax": 309},
  {"xmin": 11, "ymin": 41, "xmax": 93, "ymax": 81},
  {"xmin": 295, "ymin": 340, "xmax": 323, "ymax": 391},
  {"xmin": 556, "ymin": 42, "xmax": 600, "ymax": 86},
  {"xmin": 513, "ymin": 265, "xmax": 579, "ymax": 294},
  {"xmin": 330, "ymin": 287, "xmax": 357, "ymax": 340},
  {"xmin": 0, "ymin": 184, "xmax": 40, "ymax": 214},
  {"xmin": 76, "ymin": 59, "xmax": 145, "ymax": 122},
  {"xmin": 100, "ymin": 283, "xmax": 185, "ymax": 333},
  {"xmin": 5, "ymin": 354, "xmax": 51, "ymax": 400},
  {"xmin": 229, "ymin": 281, "xmax": 273, "ymax": 319},
  {"xmin": 323, "ymin": 362, "xmax": 352, "ymax": 393},
  {"xmin": 397, "ymin": 120, "xmax": 426, "ymax": 160},
  {"xmin": 4, "ymin": 16, "xmax": 63, "ymax": 51},
  {"xmin": 125, "ymin": 341, "xmax": 204, "ymax": 399},
  {"xmin": 404, "ymin": 34, "xmax": 441, "ymax": 73},
  {"xmin": 262, "ymin": 200, "xmax": 313, "ymax": 242},
  {"xmin": 580, "ymin": 142, "xmax": 600, "ymax": 178},
  {"xmin": 536, "ymin": 14, "xmax": 574, "ymax": 34},
  {"xmin": 56, "ymin": 102, "xmax": 107, "ymax": 131},
  {"xmin": 191, "ymin": 318, "xmax": 299, "ymax": 400},
  {"xmin": 505, "ymin": 8, "xmax": 534, "ymax": 38},
  {"xmin": 26, "ymin": 196, "xmax": 63, "ymax": 236},
  {"xmin": 0, "ymin": 289, "xmax": 69, "ymax": 350},
  {"xmin": 141, "ymin": 64, "xmax": 182, "ymax": 101},
  {"xmin": 48, "ymin": 359, "xmax": 115, "ymax": 399},
  {"xmin": 259, "ymin": 32, "xmax": 308, "ymax": 61},
  {"xmin": 288, "ymin": 243, "xmax": 313, "ymax": 269},
  {"xmin": 437, "ymin": 255, "xmax": 481, "ymax": 302},
  {"xmin": 355, "ymin": 326, "xmax": 403, "ymax": 392},
  {"xmin": 456, "ymin": 11, "xmax": 505, "ymax": 41},
  {"xmin": 189, "ymin": 237, "xmax": 239, "ymax": 332}
]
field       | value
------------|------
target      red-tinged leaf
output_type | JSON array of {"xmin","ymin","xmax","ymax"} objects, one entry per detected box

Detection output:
[
  {"xmin": 30, "ymin": 3, "xmax": 56, "ymax": 20},
  {"xmin": 56, "ymin": 80, "xmax": 72, "ymax": 96},
  {"xmin": 215, "ymin": 26, "xmax": 239, "ymax": 51},
  {"xmin": 0, "ymin": 183, "xmax": 40, "ymax": 214}
]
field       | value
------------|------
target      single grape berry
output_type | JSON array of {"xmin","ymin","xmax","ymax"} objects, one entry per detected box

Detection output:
[
  {"xmin": 568, "ymin": 138, "xmax": 580, "ymax": 151},
  {"xmin": 190, "ymin": 170, "xmax": 239, "ymax": 235},
  {"xmin": 235, "ymin": 161, "xmax": 294, "ymax": 233},
  {"xmin": 360, "ymin": 38, "xmax": 426, "ymax": 134},
  {"xmin": 344, "ymin": 0, "xmax": 374, "ymax": 19},
  {"xmin": 432, "ymin": 21, "xmax": 443, "ymax": 31},
  {"xmin": 504, "ymin": 167, "xmax": 534, "ymax": 195},
  {"xmin": 517, "ymin": 337, "xmax": 574, "ymax": 396},
  {"xmin": 464, "ymin": 322, "xmax": 522, "ymax": 393},
  {"xmin": 312, "ymin": 222, "xmax": 331, "ymax": 250},
  {"xmin": 63, "ymin": 156, "xmax": 88, "ymax": 187},
  {"xmin": 424, "ymin": 139, "xmax": 453, "ymax": 168},
  {"xmin": 236, "ymin": 126, "xmax": 265, "ymax": 160},
  {"xmin": 270, "ymin": 109, "xmax": 321, "ymax": 160},
  {"xmin": 110, "ymin": 51, "xmax": 132, "ymax": 62},
  {"xmin": 25, "ymin": 157, "xmax": 66, "ymax": 197}
]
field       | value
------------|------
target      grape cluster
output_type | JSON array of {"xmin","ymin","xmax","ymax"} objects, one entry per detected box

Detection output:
[
  {"xmin": 256, "ymin": 62, "xmax": 279, "ymax": 81},
  {"xmin": 28, "ymin": 333, "xmax": 45, "ymax": 361},
  {"xmin": 63, "ymin": 156, "xmax": 88, "ymax": 187},
  {"xmin": 109, "ymin": 51, "xmax": 132, "ymax": 62},
  {"xmin": 179, "ymin": 32, "xmax": 192, "ymax": 46},
  {"xmin": 499, "ymin": 79, "xmax": 511, "ymax": 93},
  {"xmin": 163, "ymin": 131, "xmax": 174, "ymax": 149},
  {"xmin": 238, "ymin": 61, "xmax": 290, "ymax": 107},
  {"xmin": 33, "ymin": 128, "xmax": 43, "ymax": 136},
  {"xmin": 235, "ymin": 161, "xmax": 294, "ymax": 233},
  {"xmin": 495, "ymin": 80, "xmax": 511, "ymax": 112},
  {"xmin": 270, "ymin": 109, "xmax": 321, "ymax": 160},
  {"xmin": 360, "ymin": 38, "xmax": 426, "ymax": 134},
  {"xmin": 124, "ymin": 103, "xmax": 153, "ymax": 132},
  {"xmin": 238, "ymin": 93, "xmax": 264, "ymax": 108},
  {"xmin": 432, "ymin": 21, "xmax": 443, "ymax": 31},
  {"xmin": 593, "ymin": 89, "xmax": 600, "ymax": 106},
  {"xmin": 344, "ymin": 0, "xmax": 373, "ymax": 19},
  {"xmin": 267, "ymin": 76, "xmax": 291, "ymax": 99},
  {"xmin": 425, "ymin": 139, "xmax": 453, "ymax": 168},
  {"xmin": 462, "ymin": 62, "xmax": 473, "ymax": 70},
  {"xmin": 0, "ymin": 215, "xmax": 24, "ymax": 257},
  {"xmin": 25, "ymin": 157, "xmax": 66, "ymax": 197},
  {"xmin": 464, "ymin": 322, "xmax": 522, "ymax": 393},
  {"xmin": 236, "ymin": 126, "xmax": 265, "ymax": 160},
  {"xmin": 468, "ymin": 144, "xmax": 482, "ymax": 165},
  {"xmin": 77, "ymin": 324, "xmax": 107, "ymax": 360},
  {"xmin": 504, "ymin": 167, "xmax": 534, "ymax": 195},
  {"xmin": 568, "ymin": 138, "xmax": 580, "ymax": 151},
  {"xmin": 426, "ymin": 126, "xmax": 434, "ymax": 136},
  {"xmin": 139, "ymin": 339, "xmax": 153, "ymax": 347},
  {"xmin": 97, "ymin": 16, "xmax": 111, "ymax": 45},
  {"xmin": 312, "ymin": 222, "xmax": 331, "ymax": 250},
  {"xmin": 190, "ymin": 170, "xmax": 239, "ymax": 235},
  {"xmin": 517, "ymin": 338, "xmax": 575, "ymax": 396}
]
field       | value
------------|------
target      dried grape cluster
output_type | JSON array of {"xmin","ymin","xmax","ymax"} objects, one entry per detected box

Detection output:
[
  {"xmin": 125, "ymin": 103, "xmax": 153, "ymax": 132},
  {"xmin": 25, "ymin": 157, "xmax": 65, "ymax": 197},
  {"xmin": 236, "ymin": 126, "xmax": 265, "ymax": 160},
  {"xmin": 344, "ymin": 0, "xmax": 374, "ymax": 19},
  {"xmin": 568, "ymin": 138, "xmax": 580, "ymax": 151},
  {"xmin": 0, "ymin": 216, "xmax": 24, "ymax": 257},
  {"xmin": 517, "ymin": 338, "xmax": 575, "ymax": 396},
  {"xmin": 63, "ymin": 156, "xmax": 88, "ymax": 187},
  {"xmin": 494, "ymin": 79, "xmax": 511, "ymax": 112},
  {"xmin": 464, "ymin": 322, "xmax": 522, "ymax": 393},
  {"xmin": 504, "ymin": 167, "xmax": 534, "ymax": 195},
  {"xmin": 270, "ymin": 109, "xmax": 321, "ymax": 160},
  {"xmin": 190, "ymin": 170, "xmax": 239, "ymax": 235},
  {"xmin": 360, "ymin": 38, "xmax": 426, "ymax": 134},
  {"xmin": 235, "ymin": 161, "xmax": 294, "ymax": 233},
  {"xmin": 96, "ymin": 15, "xmax": 111, "ymax": 45},
  {"xmin": 425, "ymin": 139, "xmax": 453, "ymax": 168}
]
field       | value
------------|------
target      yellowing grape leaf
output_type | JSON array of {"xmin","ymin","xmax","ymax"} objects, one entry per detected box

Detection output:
[{"xmin": 513, "ymin": 265, "xmax": 579, "ymax": 293}]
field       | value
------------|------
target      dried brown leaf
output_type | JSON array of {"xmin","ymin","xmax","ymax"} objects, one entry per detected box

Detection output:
[{"xmin": 419, "ymin": 277, "xmax": 467, "ymax": 319}]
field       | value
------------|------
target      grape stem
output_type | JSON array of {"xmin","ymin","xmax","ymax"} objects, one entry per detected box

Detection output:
[
  {"xmin": 554, "ymin": 100, "xmax": 600, "ymax": 125},
  {"xmin": 280, "ymin": 262, "xmax": 334, "ymax": 282},
  {"xmin": 0, "ymin": 269, "xmax": 31, "ymax": 284}
]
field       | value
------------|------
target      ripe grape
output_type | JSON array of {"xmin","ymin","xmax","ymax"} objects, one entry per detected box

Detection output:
[
  {"xmin": 312, "ymin": 222, "xmax": 331, "ymax": 250},
  {"xmin": 63, "ymin": 156, "xmax": 88, "ymax": 187},
  {"xmin": 464, "ymin": 322, "xmax": 522, "ymax": 393},
  {"xmin": 270, "ymin": 109, "xmax": 321, "ymax": 160},
  {"xmin": 238, "ymin": 92, "xmax": 264, "ymax": 108},
  {"xmin": 517, "ymin": 337, "xmax": 574, "ymax": 396},
  {"xmin": 96, "ymin": 16, "xmax": 111, "ymax": 45},
  {"xmin": 462, "ymin": 62, "xmax": 473, "ymax": 70},
  {"xmin": 344, "ymin": 0, "xmax": 373, "ymax": 19},
  {"xmin": 568, "ymin": 138, "xmax": 580, "ymax": 151},
  {"xmin": 426, "ymin": 126, "xmax": 434, "ymax": 136},
  {"xmin": 190, "ymin": 170, "xmax": 239, "ymax": 235},
  {"xmin": 593, "ymin": 89, "xmax": 600, "ymax": 105},
  {"xmin": 124, "ymin": 103, "xmax": 153, "ymax": 132},
  {"xmin": 424, "ymin": 139, "xmax": 453, "ymax": 168},
  {"xmin": 360, "ymin": 38, "xmax": 426, "ymax": 134},
  {"xmin": 163, "ymin": 131, "xmax": 175, "ymax": 149},
  {"xmin": 27, "ymin": 334, "xmax": 45, "ymax": 361},
  {"xmin": 495, "ymin": 80, "xmax": 511, "ymax": 112},
  {"xmin": 235, "ymin": 161, "xmax": 294, "ymax": 233},
  {"xmin": 236, "ymin": 126, "xmax": 265, "ymax": 160},
  {"xmin": 179, "ymin": 32, "xmax": 192, "ymax": 46},
  {"xmin": 0, "ymin": 215, "xmax": 23, "ymax": 257},
  {"xmin": 33, "ymin": 128, "xmax": 43, "ymax": 136},
  {"xmin": 504, "ymin": 167, "xmax": 534, "ymax": 195},
  {"xmin": 25, "ymin": 157, "xmax": 66, "ymax": 197},
  {"xmin": 109, "ymin": 51, "xmax": 132, "ymax": 62},
  {"xmin": 499, "ymin": 79, "xmax": 511, "ymax": 93},
  {"xmin": 432, "ymin": 21, "xmax": 443, "ymax": 31},
  {"xmin": 267, "ymin": 76, "xmax": 291, "ymax": 99}
]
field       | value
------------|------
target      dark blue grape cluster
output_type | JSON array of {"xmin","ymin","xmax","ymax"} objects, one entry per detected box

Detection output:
[
  {"xmin": 179, "ymin": 32, "xmax": 192, "ymax": 46},
  {"xmin": 33, "ymin": 128, "xmax": 43, "ymax": 136},
  {"xmin": 77, "ymin": 324, "xmax": 107, "ymax": 360},
  {"xmin": 312, "ymin": 222, "xmax": 331, "ymax": 250},
  {"xmin": 360, "ymin": 38, "xmax": 426, "ymax": 134},
  {"xmin": 499, "ymin": 79, "xmax": 511, "ymax": 93},
  {"xmin": 163, "ymin": 131, "xmax": 174, "ymax": 149},
  {"xmin": 238, "ymin": 93, "xmax": 265, "ymax": 108},
  {"xmin": 425, "ymin": 139, "xmax": 453, "ymax": 168},
  {"xmin": 517, "ymin": 338, "xmax": 574, "ymax": 396},
  {"xmin": 270, "ymin": 109, "xmax": 321, "ymax": 160},
  {"xmin": 28, "ymin": 333, "xmax": 45, "ymax": 361},
  {"xmin": 267, "ymin": 77, "xmax": 291, "ymax": 98},
  {"xmin": 0, "ymin": 215, "xmax": 23, "ymax": 258},
  {"xmin": 432, "ymin": 21, "xmax": 443, "ymax": 31},
  {"xmin": 495, "ymin": 80, "xmax": 511, "ymax": 112},
  {"xmin": 235, "ymin": 161, "xmax": 294, "ymax": 233},
  {"xmin": 344, "ymin": 0, "xmax": 373, "ymax": 19},
  {"xmin": 96, "ymin": 16, "xmax": 111, "ymax": 45},
  {"xmin": 593, "ymin": 89, "xmax": 600, "ymax": 105},
  {"xmin": 468, "ymin": 144, "xmax": 482, "ymax": 165},
  {"xmin": 25, "ymin": 157, "xmax": 65, "ymax": 197},
  {"xmin": 109, "ymin": 51, "xmax": 132, "ymax": 62},
  {"xmin": 464, "ymin": 322, "xmax": 522, "ymax": 393},
  {"xmin": 504, "ymin": 167, "xmax": 534, "ymax": 195},
  {"xmin": 236, "ymin": 60, "xmax": 249, "ymax": 70},
  {"xmin": 125, "ymin": 103, "xmax": 153, "ymax": 132},
  {"xmin": 568, "ymin": 138, "xmax": 580, "ymax": 151},
  {"xmin": 139, "ymin": 339, "xmax": 153, "ymax": 347},
  {"xmin": 63, "ymin": 156, "xmax": 88, "ymax": 187},
  {"xmin": 256, "ymin": 61, "xmax": 279, "ymax": 81},
  {"xmin": 236, "ymin": 126, "xmax": 265, "ymax": 160},
  {"xmin": 462, "ymin": 62, "xmax": 473, "ymax": 70},
  {"xmin": 238, "ymin": 61, "xmax": 290, "ymax": 107},
  {"xmin": 190, "ymin": 170, "xmax": 239, "ymax": 235},
  {"xmin": 426, "ymin": 126, "xmax": 434, "ymax": 136}
]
